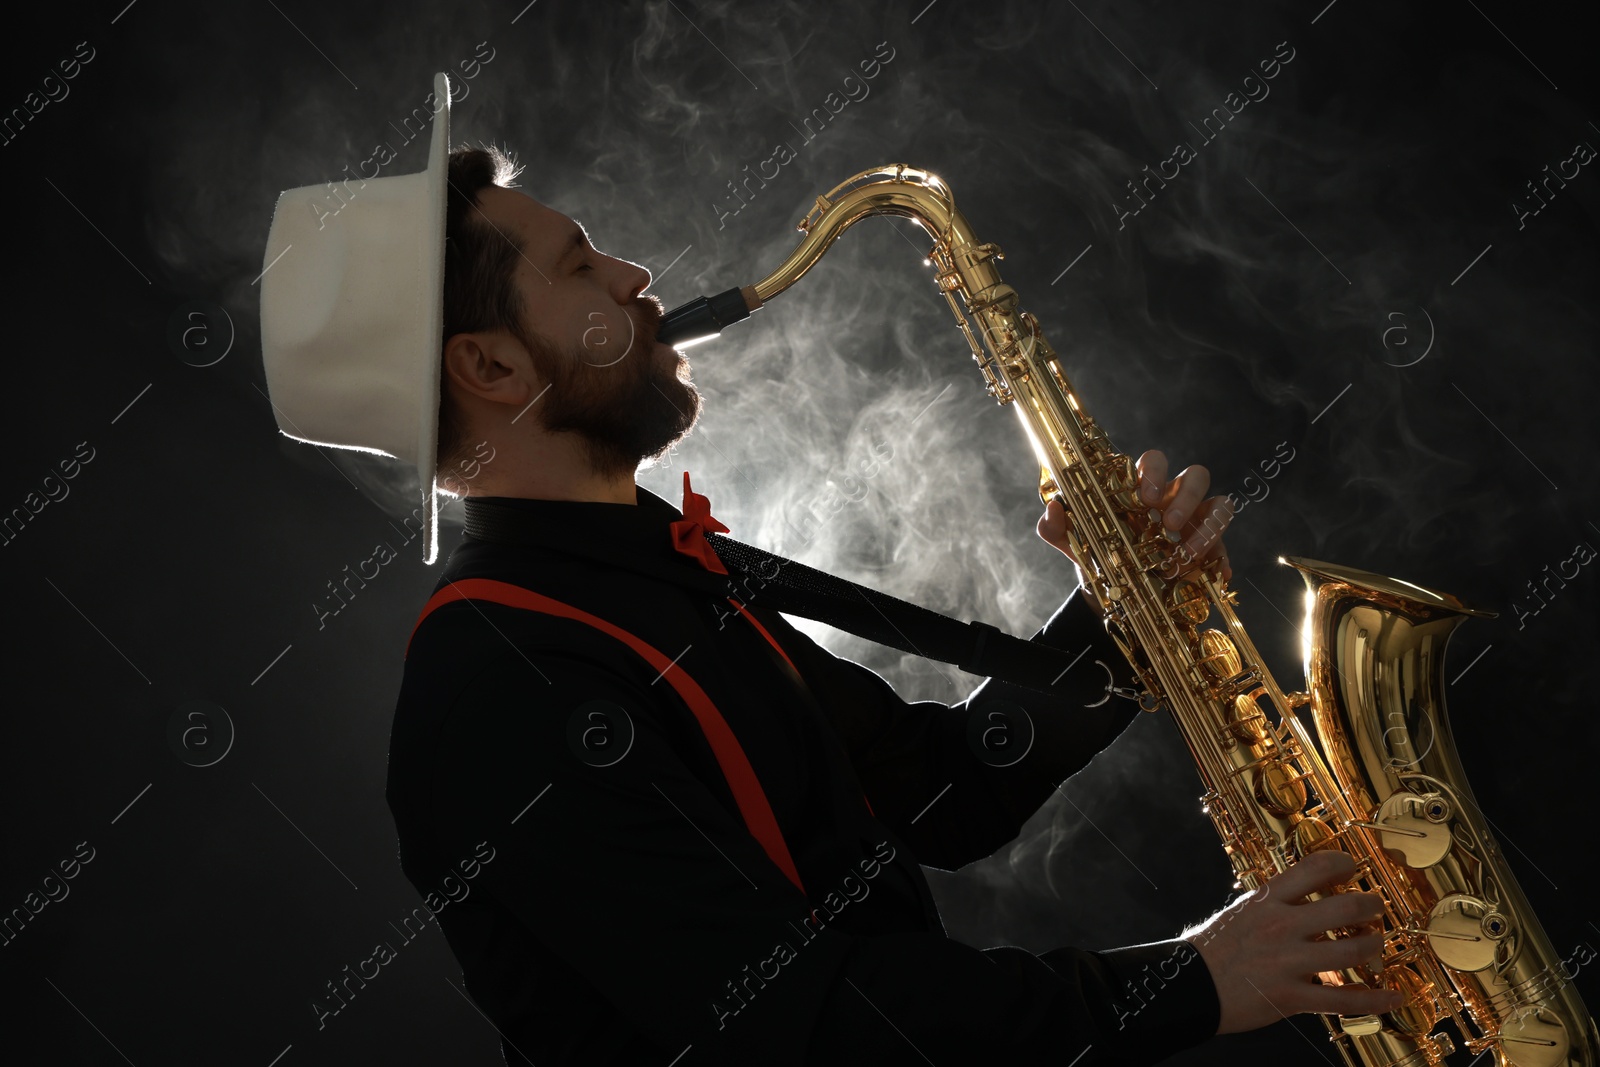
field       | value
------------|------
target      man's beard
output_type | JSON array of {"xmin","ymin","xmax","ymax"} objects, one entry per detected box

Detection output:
[{"xmin": 511, "ymin": 298, "xmax": 701, "ymax": 480}]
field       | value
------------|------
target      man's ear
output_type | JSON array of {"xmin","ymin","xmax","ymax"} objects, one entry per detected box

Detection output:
[{"xmin": 443, "ymin": 330, "xmax": 534, "ymax": 406}]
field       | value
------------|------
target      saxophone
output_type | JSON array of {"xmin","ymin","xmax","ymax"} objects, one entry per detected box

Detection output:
[{"xmin": 656, "ymin": 164, "xmax": 1597, "ymax": 1067}]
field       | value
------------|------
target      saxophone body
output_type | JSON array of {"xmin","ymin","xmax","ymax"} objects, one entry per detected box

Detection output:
[{"xmin": 701, "ymin": 164, "xmax": 1597, "ymax": 1067}]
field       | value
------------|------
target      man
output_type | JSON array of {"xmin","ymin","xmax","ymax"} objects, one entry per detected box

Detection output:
[
  {"xmin": 261, "ymin": 76, "xmax": 1400, "ymax": 1064},
  {"xmin": 394, "ymin": 145, "xmax": 1401, "ymax": 1063}
]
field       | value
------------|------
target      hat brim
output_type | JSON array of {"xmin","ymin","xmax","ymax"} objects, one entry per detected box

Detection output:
[{"xmin": 415, "ymin": 71, "xmax": 451, "ymax": 565}]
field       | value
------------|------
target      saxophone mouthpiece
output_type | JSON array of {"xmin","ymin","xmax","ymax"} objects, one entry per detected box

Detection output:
[{"xmin": 656, "ymin": 285, "xmax": 763, "ymax": 348}]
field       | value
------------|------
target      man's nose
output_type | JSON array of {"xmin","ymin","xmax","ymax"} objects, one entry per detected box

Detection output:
[{"xmin": 610, "ymin": 259, "xmax": 651, "ymax": 305}]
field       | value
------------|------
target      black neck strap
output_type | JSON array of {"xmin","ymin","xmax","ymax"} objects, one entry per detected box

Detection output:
[{"xmin": 462, "ymin": 499, "xmax": 1110, "ymax": 702}]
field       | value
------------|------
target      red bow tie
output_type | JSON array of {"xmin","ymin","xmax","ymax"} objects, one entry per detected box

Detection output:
[{"xmin": 670, "ymin": 471, "xmax": 730, "ymax": 574}]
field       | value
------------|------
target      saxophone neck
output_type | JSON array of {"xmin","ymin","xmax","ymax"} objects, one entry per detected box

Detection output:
[{"xmin": 655, "ymin": 164, "xmax": 968, "ymax": 348}]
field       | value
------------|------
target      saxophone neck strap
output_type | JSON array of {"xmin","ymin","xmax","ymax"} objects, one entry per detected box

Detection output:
[
  {"xmin": 704, "ymin": 531, "xmax": 1106, "ymax": 702},
  {"xmin": 458, "ymin": 499, "xmax": 1108, "ymax": 701}
]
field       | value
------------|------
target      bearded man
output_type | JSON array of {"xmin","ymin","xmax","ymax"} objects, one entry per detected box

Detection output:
[{"xmin": 261, "ymin": 74, "xmax": 1399, "ymax": 1067}]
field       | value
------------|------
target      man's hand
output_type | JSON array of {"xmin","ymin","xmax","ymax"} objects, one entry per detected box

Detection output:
[
  {"xmin": 1185, "ymin": 850, "xmax": 1405, "ymax": 1034},
  {"xmin": 1036, "ymin": 449, "xmax": 1235, "ymax": 597}
]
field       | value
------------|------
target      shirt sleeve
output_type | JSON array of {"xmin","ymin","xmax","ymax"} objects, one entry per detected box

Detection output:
[
  {"xmin": 426, "ymin": 642, "xmax": 1217, "ymax": 1067},
  {"xmin": 768, "ymin": 585, "xmax": 1149, "ymax": 871}
]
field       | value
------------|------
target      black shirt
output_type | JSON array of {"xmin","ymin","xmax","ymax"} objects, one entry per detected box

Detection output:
[{"xmin": 385, "ymin": 485, "xmax": 1220, "ymax": 1065}]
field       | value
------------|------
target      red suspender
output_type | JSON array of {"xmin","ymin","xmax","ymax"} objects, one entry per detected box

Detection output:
[
  {"xmin": 725, "ymin": 598, "xmax": 799, "ymax": 675},
  {"xmin": 408, "ymin": 578, "xmax": 806, "ymax": 897}
]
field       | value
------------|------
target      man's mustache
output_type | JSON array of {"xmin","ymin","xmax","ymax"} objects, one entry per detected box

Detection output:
[{"xmin": 632, "ymin": 296, "xmax": 665, "ymax": 346}]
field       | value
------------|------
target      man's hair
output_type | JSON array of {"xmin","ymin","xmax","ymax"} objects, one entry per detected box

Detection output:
[{"xmin": 436, "ymin": 143, "xmax": 526, "ymax": 495}]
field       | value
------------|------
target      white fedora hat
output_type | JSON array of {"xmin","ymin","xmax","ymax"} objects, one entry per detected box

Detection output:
[{"xmin": 260, "ymin": 71, "xmax": 453, "ymax": 564}]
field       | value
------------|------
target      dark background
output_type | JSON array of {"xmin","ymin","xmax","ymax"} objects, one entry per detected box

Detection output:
[{"xmin": 2, "ymin": 1, "xmax": 1596, "ymax": 1064}]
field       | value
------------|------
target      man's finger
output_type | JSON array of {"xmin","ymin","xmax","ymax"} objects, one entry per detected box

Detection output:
[
  {"xmin": 1179, "ymin": 496, "xmax": 1233, "ymax": 562},
  {"xmin": 1293, "ymin": 930, "xmax": 1385, "ymax": 974},
  {"xmin": 1164, "ymin": 464, "xmax": 1212, "ymax": 530},
  {"xmin": 1136, "ymin": 450, "xmax": 1168, "ymax": 506},
  {"xmin": 1037, "ymin": 497, "xmax": 1064, "ymax": 538},
  {"xmin": 1265, "ymin": 849, "xmax": 1358, "ymax": 902},
  {"xmin": 1301, "ymin": 890, "xmax": 1386, "ymax": 932},
  {"xmin": 1037, "ymin": 498, "xmax": 1080, "ymax": 564}
]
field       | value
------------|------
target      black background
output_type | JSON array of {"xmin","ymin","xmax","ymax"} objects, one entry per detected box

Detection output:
[{"xmin": 2, "ymin": 1, "xmax": 1596, "ymax": 1064}]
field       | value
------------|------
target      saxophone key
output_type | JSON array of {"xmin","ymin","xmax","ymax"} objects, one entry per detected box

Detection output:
[
  {"xmin": 1170, "ymin": 580, "xmax": 1210, "ymax": 625},
  {"xmin": 1379, "ymin": 965, "xmax": 1438, "ymax": 1036},
  {"xmin": 1371, "ymin": 792, "xmax": 1455, "ymax": 868},
  {"xmin": 1340, "ymin": 1014, "xmax": 1385, "ymax": 1037},
  {"xmin": 1252, "ymin": 759, "xmax": 1310, "ymax": 818},
  {"xmin": 1423, "ymin": 893, "xmax": 1502, "ymax": 972},
  {"xmin": 1195, "ymin": 628, "xmax": 1240, "ymax": 678},
  {"xmin": 1229, "ymin": 690, "xmax": 1276, "ymax": 746},
  {"xmin": 1498, "ymin": 1007, "xmax": 1572, "ymax": 1067},
  {"xmin": 1292, "ymin": 815, "xmax": 1339, "ymax": 858}
]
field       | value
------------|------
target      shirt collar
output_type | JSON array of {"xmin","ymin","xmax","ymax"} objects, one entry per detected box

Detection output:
[{"xmin": 459, "ymin": 478, "xmax": 730, "ymax": 582}]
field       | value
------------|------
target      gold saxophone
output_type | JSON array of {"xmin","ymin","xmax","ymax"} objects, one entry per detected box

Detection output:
[{"xmin": 660, "ymin": 164, "xmax": 1598, "ymax": 1067}]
